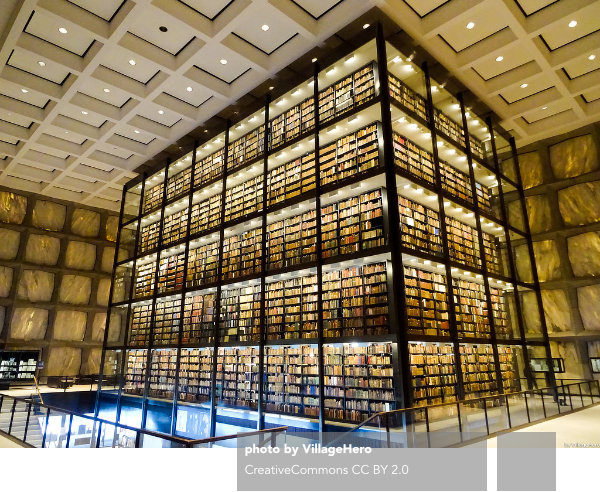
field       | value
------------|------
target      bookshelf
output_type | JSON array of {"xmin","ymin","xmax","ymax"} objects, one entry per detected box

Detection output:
[
  {"xmin": 408, "ymin": 342, "xmax": 457, "ymax": 406},
  {"xmin": 107, "ymin": 32, "xmax": 546, "ymax": 438},
  {"xmin": 263, "ymin": 344, "xmax": 319, "ymax": 416},
  {"xmin": 398, "ymin": 195, "xmax": 442, "ymax": 256},
  {"xmin": 148, "ymin": 349, "xmax": 177, "ymax": 399},
  {"xmin": 404, "ymin": 267, "xmax": 449, "ymax": 337},
  {"xmin": 323, "ymin": 342, "xmax": 395, "ymax": 422},
  {"xmin": 459, "ymin": 344, "xmax": 498, "ymax": 398},
  {"xmin": 216, "ymin": 346, "xmax": 259, "ymax": 409},
  {"xmin": 0, "ymin": 351, "xmax": 39, "ymax": 383},
  {"xmin": 182, "ymin": 291, "xmax": 216, "ymax": 345},
  {"xmin": 178, "ymin": 347, "xmax": 214, "ymax": 402}
]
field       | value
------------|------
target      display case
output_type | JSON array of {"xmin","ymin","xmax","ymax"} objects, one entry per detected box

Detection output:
[{"xmin": 102, "ymin": 27, "xmax": 551, "ymax": 437}]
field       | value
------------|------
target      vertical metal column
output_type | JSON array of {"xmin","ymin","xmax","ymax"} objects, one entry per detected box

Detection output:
[
  {"xmin": 170, "ymin": 145, "xmax": 198, "ymax": 435},
  {"xmin": 257, "ymin": 95, "xmax": 271, "ymax": 430},
  {"xmin": 375, "ymin": 24, "xmax": 412, "ymax": 410},
  {"xmin": 421, "ymin": 62, "xmax": 466, "ymax": 400},
  {"xmin": 208, "ymin": 122, "xmax": 232, "ymax": 438}
]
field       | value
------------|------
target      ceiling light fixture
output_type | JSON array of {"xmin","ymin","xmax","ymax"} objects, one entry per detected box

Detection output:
[
  {"xmin": 495, "ymin": 55, "xmax": 504, "ymax": 62},
  {"xmin": 520, "ymin": 83, "xmax": 528, "ymax": 88},
  {"xmin": 21, "ymin": 88, "xmax": 28, "ymax": 93},
  {"xmin": 158, "ymin": 110, "xmax": 164, "ymax": 115},
  {"xmin": 589, "ymin": 54, "xmax": 596, "ymax": 60},
  {"xmin": 363, "ymin": 23, "xmax": 370, "ymax": 29},
  {"xmin": 38, "ymin": 61, "xmax": 46, "ymax": 67},
  {"xmin": 269, "ymin": 86, "xmax": 274, "ymax": 90},
  {"xmin": 261, "ymin": 24, "xmax": 269, "ymax": 31},
  {"xmin": 103, "ymin": 88, "xmax": 110, "ymax": 93},
  {"xmin": 542, "ymin": 106, "xmax": 548, "ymax": 110},
  {"xmin": 311, "ymin": 57, "xmax": 317, "ymax": 63},
  {"xmin": 159, "ymin": 26, "xmax": 168, "ymax": 32},
  {"xmin": 568, "ymin": 20, "xmax": 577, "ymax": 28},
  {"xmin": 466, "ymin": 21, "xmax": 475, "ymax": 29},
  {"xmin": 220, "ymin": 59, "xmax": 228, "ymax": 65},
  {"xmin": 58, "ymin": 27, "xmax": 68, "ymax": 34},
  {"xmin": 186, "ymin": 86, "xmax": 193, "ymax": 92},
  {"xmin": 129, "ymin": 59, "xmax": 136, "ymax": 66},
  {"xmin": 81, "ymin": 111, "xmax": 88, "ymax": 115},
  {"xmin": 134, "ymin": 130, "xmax": 140, "ymax": 133}
]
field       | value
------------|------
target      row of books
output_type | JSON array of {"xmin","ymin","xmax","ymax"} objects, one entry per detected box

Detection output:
[{"xmin": 408, "ymin": 342, "xmax": 520, "ymax": 405}]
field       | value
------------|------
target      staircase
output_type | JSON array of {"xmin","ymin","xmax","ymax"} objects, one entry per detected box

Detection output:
[{"xmin": 0, "ymin": 395, "xmax": 44, "ymax": 447}]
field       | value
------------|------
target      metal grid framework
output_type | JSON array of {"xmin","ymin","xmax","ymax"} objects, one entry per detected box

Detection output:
[
  {"xmin": 98, "ymin": 25, "xmax": 555, "ymax": 436},
  {"xmin": 0, "ymin": 0, "xmax": 599, "ymax": 210}
]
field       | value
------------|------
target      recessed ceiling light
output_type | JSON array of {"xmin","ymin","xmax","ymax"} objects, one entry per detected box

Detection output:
[
  {"xmin": 269, "ymin": 86, "xmax": 274, "ymax": 90},
  {"xmin": 568, "ymin": 20, "xmax": 577, "ymax": 28},
  {"xmin": 38, "ymin": 61, "xmax": 46, "ymax": 67},
  {"xmin": 134, "ymin": 130, "xmax": 140, "ymax": 133},
  {"xmin": 363, "ymin": 23, "xmax": 370, "ymax": 29},
  {"xmin": 520, "ymin": 83, "xmax": 528, "ymax": 88},
  {"xmin": 589, "ymin": 54, "xmax": 596, "ymax": 60},
  {"xmin": 81, "ymin": 111, "xmax": 88, "ymax": 115},
  {"xmin": 159, "ymin": 26, "xmax": 168, "ymax": 32},
  {"xmin": 220, "ymin": 59, "xmax": 228, "ymax": 65},
  {"xmin": 541, "ymin": 106, "xmax": 547, "ymax": 110},
  {"xmin": 58, "ymin": 27, "xmax": 68, "ymax": 34},
  {"xmin": 103, "ymin": 88, "xmax": 110, "ymax": 93},
  {"xmin": 495, "ymin": 56, "xmax": 504, "ymax": 62},
  {"xmin": 261, "ymin": 24, "xmax": 269, "ymax": 31},
  {"xmin": 21, "ymin": 88, "xmax": 28, "ymax": 93},
  {"xmin": 186, "ymin": 86, "xmax": 193, "ymax": 92},
  {"xmin": 466, "ymin": 21, "xmax": 475, "ymax": 30},
  {"xmin": 129, "ymin": 59, "xmax": 136, "ymax": 66},
  {"xmin": 311, "ymin": 57, "xmax": 317, "ymax": 63},
  {"xmin": 158, "ymin": 110, "xmax": 164, "ymax": 115}
]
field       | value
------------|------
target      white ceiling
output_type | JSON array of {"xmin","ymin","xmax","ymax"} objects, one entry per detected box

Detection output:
[{"xmin": 0, "ymin": 0, "xmax": 598, "ymax": 211}]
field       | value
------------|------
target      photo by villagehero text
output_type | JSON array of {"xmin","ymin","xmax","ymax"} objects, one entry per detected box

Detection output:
[{"xmin": 244, "ymin": 443, "xmax": 373, "ymax": 457}]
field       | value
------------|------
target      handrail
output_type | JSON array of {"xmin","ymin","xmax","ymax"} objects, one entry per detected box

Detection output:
[
  {"xmin": 32, "ymin": 376, "xmax": 44, "ymax": 405},
  {"xmin": 0, "ymin": 391, "xmax": 287, "ymax": 448},
  {"xmin": 327, "ymin": 379, "xmax": 600, "ymax": 447}
]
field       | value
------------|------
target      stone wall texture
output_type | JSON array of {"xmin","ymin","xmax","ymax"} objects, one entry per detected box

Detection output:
[
  {"xmin": 512, "ymin": 124, "xmax": 600, "ymax": 379},
  {"xmin": 0, "ymin": 185, "xmax": 120, "ymax": 376}
]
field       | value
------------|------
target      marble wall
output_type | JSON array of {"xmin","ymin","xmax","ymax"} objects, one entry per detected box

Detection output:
[
  {"xmin": 0, "ymin": 186, "xmax": 120, "ymax": 376},
  {"xmin": 510, "ymin": 125, "xmax": 600, "ymax": 380}
]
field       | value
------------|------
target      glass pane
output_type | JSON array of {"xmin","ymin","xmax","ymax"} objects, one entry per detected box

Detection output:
[
  {"xmin": 43, "ymin": 410, "xmax": 70, "ymax": 448},
  {"xmin": 118, "ymin": 220, "xmax": 138, "ymax": 262},
  {"xmin": 68, "ymin": 416, "xmax": 95, "ymax": 448},
  {"xmin": 9, "ymin": 400, "xmax": 29, "ymax": 441},
  {"xmin": 122, "ymin": 181, "xmax": 142, "ymax": 223}
]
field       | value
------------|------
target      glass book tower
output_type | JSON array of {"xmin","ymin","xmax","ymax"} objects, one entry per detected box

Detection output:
[{"xmin": 98, "ymin": 26, "xmax": 553, "ymax": 439}]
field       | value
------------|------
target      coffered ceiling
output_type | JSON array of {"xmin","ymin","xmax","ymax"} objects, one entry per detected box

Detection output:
[{"xmin": 0, "ymin": 0, "xmax": 598, "ymax": 211}]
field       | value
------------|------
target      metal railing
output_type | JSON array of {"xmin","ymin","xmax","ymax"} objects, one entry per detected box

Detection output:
[
  {"xmin": 0, "ymin": 393, "xmax": 287, "ymax": 448},
  {"xmin": 326, "ymin": 379, "xmax": 600, "ymax": 448}
]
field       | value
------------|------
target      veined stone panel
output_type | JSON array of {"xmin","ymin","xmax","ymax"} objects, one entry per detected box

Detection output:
[
  {"xmin": 0, "ymin": 228, "xmax": 20, "ymax": 260},
  {"xmin": 507, "ymin": 201, "xmax": 526, "ymax": 232},
  {"xmin": 96, "ymin": 278, "xmax": 112, "ymax": 307},
  {"xmin": 53, "ymin": 310, "xmax": 87, "ymax": 341},
  {"xmin": 0, "ymin": 192, "xmax": 27, "ymax": 224},
  {"xmin": 550, "ymin": 341, "xmax": 585, "ymax": 379},
  {"xmin": 567, "ymin": 231, "xmax": 600, "ymax": 277},
  {"xmin": 64, "ymin": 241, "xmax": 96, "ymax": 271},
  {"xmin": 59, "ymin": 275, "xmax": 92, "ymax": 305},
  {"xmin": 31, "ymin": 200, "xmax": 66, "ymax": 231},
  {"xmin": 91, "ymin": 312, "xmax": 107, "ymax": 342},
  {"xmin": 577, "ymin": 284, "xmax": 600, "ymax": 331},
  {"xmin": 107, "ymin": 312, "xmax": 121, "ymax": 342},
  {"xmin": 520, "ymin": 291, "xmax": 543, "ymax": 337},
  {"xmin": 101, "ymin": 246, "xmax": 115, "ymax": 273},
  {"xmin": 532, "ymin": 240, "xmax": 562, "ymax": 282},
  {"xmin": 106, "ymin": 216, "xmax": 119, "ymax": 242},
  {"xmin": 46, "ymin": 347, "xmax": 81, "ymax": 376},
  {"xmin": 25, "ymin": 234, "xmax": 61, "ymax": 266},
  {"xmin": 71, "ymin": 209, "xmax": 100, "ymax": 237},
  {"xmin": 517, "ymin": 151, "xmax": 544, "ymax": 190},
  {"xmin": 81, "ymin": 348, "xmax": 102, "ymax": 374},
  {"xmin": 558, "ymin": 181, "xmax": 600, "ymax": 226},
  {"xmin": 514, "ymin": 243, "xmax": 534, "ymax": 284},
  {"xmin": 549, "ymin": 134, "xmax": 598, "ymax": 179},
  {"xmin": 17, "ymin": 270, "xmax": 54, "ymax": 302},
  {"xmin": 541, "ymin": 289, "xmax": 573, "ymax": 333},
  {"xmin": 0, "ymin": 266, "xmax": 13, "ymax": 297},
  {"xmin": 525, "ymin": 195, "xmax": 553, "ymax": 233},
  {"xmin": 10, "ymin": 307, "xmax": 48, "ymax": 340}
]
